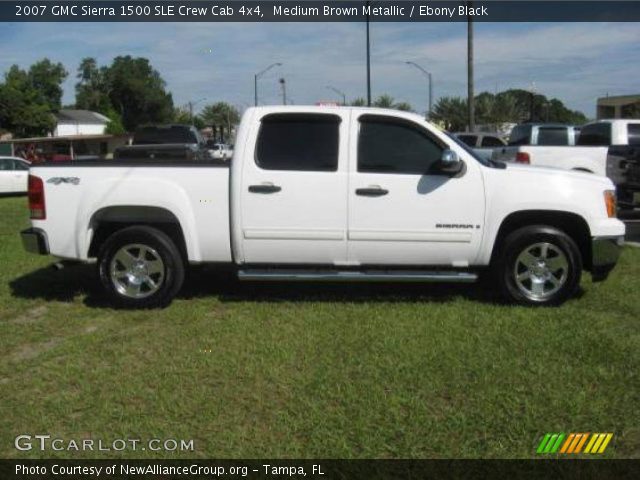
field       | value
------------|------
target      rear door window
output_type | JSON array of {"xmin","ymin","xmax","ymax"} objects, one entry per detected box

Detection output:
[
  {"xmin": 508, "ymin": 125, "xmax": 532, "ymax": 145},
  {"xmin": 457, "ymin": 135, "xmax": 477, "ymax": 147},
  {"xmin": 537, "ymin": 127, "xmax": 569, "ymax": 146},
  {"xmin": 256, "ymin": 113, "xmax": 340, "ymax": 171},
  {"xmin": 481, "ymin": 136, "xmax": 505, "ymax": 147},
  {"xmin": 627, "ymin": 124, "xmax": 640, "ymax": 146},
  {"xmin": 577, "ymin": 123, "xmax": 612, "ymax": 146}
]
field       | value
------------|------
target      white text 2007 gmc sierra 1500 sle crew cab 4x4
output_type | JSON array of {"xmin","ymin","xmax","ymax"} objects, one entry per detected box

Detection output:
[{"xmin": 21, "ymin": 106, "xmax": 625, "ymax": 308}]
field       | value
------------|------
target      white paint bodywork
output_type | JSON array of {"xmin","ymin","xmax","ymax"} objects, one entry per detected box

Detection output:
[
  {"xmin": 30, "ymin": 106, "xmax": 625, "ymax": 268},
  {"xmin": 492, "ymin": 119, "xmax": 640, "ymax": 176}
]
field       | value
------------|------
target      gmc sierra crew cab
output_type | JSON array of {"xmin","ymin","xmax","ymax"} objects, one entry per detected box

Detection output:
[{"xmin": 21, "ymin": 106, "xmax": 625, "ymax": 308}]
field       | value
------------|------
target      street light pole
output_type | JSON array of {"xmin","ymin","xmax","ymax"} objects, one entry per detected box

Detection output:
[
  {"xmin": 327, "ymin": 86, "xmax": 347, "ymax": 106},
  {"xmin": 187, "ymin": 97, "xmax": 206, "ymax": 123},
  {"xmin": 254, "ymin": 62, "xmax": 282, "ymax": 106},
  {"xmin": 405, "ymin": 61, "xmax": 433, "ymax": 119},
  {"xmin": 366, "ymin": 0, "xmax": 371, "ymax": 106}
]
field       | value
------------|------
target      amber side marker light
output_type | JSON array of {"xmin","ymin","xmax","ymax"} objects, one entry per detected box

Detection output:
[{"xmin": 604, "ymin": 190, "xmax": 617, "ymax": 218}]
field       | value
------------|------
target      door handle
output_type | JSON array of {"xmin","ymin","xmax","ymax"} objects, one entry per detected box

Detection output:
[
  {"xmin": 248, "ymin": 183, "xmax": 282, "ymax": 194},
  {"xmin": 355, "ymin": 186, "xmax": 389, "ymax": 197}
]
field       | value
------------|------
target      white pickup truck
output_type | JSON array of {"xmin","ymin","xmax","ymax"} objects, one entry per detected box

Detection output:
[
  {"xmin": 21, "ymin": 106, "xmax": 624, "ymax": 308},
  {"xmin": 492, "ymin": 119, "xmax": 640, "ymax": 176}
]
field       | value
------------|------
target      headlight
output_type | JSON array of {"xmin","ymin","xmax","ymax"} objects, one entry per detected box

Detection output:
[{"xmin": 604, "ymin": 190, "xmax": 617, "ymax": 218}]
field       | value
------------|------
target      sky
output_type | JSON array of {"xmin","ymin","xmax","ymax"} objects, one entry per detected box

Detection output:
[{"xmin": 0, "ymin": 20, "xmax": 639, "ymax": 118}]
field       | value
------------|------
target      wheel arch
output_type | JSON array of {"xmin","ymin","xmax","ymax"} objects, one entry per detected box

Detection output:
[
  {"xmin": 87, "ymin": 206, "xmax": 189, "ymax": 261},
  {"xmin": 490, "ymin": 210, "xmax": 593, "ymax": 271}
]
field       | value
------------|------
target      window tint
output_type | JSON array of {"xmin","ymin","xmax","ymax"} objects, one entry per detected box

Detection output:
[
  {"xmin": 481, "ymin": 136, "xmax": 505, "ymax": 147},
  {"xmin": 508, "ymin": 125, "xmax": 532, "ymax": 145},
  {"xmin": 577, "ymin": 123, "xmax": 612, "ymax": 146},
  {"xmin": 14, "ymin": 160, "xmax": 29, "ymax": 170},
  {"xmin": 134, "ymin": 126, "xmax": 199, "ymax": 145},
  {"xmin": 537, "ymin": 127, "xmax": 569, "ymax": 146},
  {"xmin": 627, "ymin": 124, "xmax": 640, "ymax": 146},
  {"xmin": 358, "ymin": 115, "xmax": 443, "ymax": 174},
  {"xmin": 457, "ymin": 135, "xmax": 477, "ymax": 147},
  {"xmin": 0, "ymin": 159, "xmax": 10, "ymax": 170},
  {"xmin": 256, "ymin": 114, "xmax": 340, "ymax": 171}
]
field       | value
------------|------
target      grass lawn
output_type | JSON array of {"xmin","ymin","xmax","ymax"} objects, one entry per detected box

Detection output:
[{"xmin": 0, "ymin": 195, "xmax": 638, "ymax": 459}]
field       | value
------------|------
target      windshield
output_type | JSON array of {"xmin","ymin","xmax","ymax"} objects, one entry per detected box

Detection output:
[{"xmin": 445, "ymin": 132, "xmax": 496, "ymax": 167}]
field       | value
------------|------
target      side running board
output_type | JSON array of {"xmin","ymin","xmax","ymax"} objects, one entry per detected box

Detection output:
[{"xmin": 237, "ymin": 269, "xmax": 478, "ymax": 283}]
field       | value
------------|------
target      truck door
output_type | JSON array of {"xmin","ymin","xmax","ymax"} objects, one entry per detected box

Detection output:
[
  {"xmin": 347, "ymin": 113, "xmax": 485, "ymax": 267},
  {"xmin": 239, "ymin": 111, "xmax": 349, "ymax": 264}
]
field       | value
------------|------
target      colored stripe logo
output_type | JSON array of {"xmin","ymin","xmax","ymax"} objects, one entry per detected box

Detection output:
[{"xmin": 536, "ymin": 433, "xmax": 613, "ymax": 454}]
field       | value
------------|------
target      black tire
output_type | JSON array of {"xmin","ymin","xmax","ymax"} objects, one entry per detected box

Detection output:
[
  {"xmin": 496, "ymin": 225, "xmax": 582, "ymax": 306},
  {"xmin": 98, "ymin": 226, "xmax": 185, "ymax": 308}
]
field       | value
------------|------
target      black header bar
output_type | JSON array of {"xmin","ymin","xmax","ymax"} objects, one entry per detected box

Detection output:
[{"xmin": 4, "ymin": 1, "xmax": 640, "ymax": 22}]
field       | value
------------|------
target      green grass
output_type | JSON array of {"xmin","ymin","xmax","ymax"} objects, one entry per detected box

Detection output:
[{"xmin": 0, "ymin": 195, "xmax": 638, "ymax": 459}]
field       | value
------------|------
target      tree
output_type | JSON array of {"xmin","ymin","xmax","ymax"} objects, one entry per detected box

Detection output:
[
  {"xmin": 173, "ymin": 107, "xmax": 205, "ymax": 129},
  {"xmin": 199, "ymin": 102, "xmax": 240, "ymax": 142},
  {"xmin": 75, "ymin": 57, "xmax": 112, "ymax": 113},
  {"xmin": 494, "ymin": 89, "xmax": 588, "ymax": 124},
  {"xmin": 106, "ymin": 56, "xmax": 174, "ymax": 131},
  {"xmin": 432, "ymin": 90, "xmax": 588, "ymax": 132},
  {"xmin": 103, "ymin": 106, "xmax": 126, "ymax": 135},
  {"xmin": 431, "ymin": 96, "xmax": 468, "ymax": 131},
  {"xmin": 363, "ymin": 95, "xmax": 414, "ymax": 112},
  {"xmin": 0, "ymin": 64, "xmax": 57, "ymax": 137},
  {"xmin": 394, "ymin": 102, "xmax": 413, "ymax": 112},
  {"xmin": 74, "ymin": 56, "xmax": 174, "ymax": 131},
  {"xmin": 373, "ymin": 94, "xmax": 395, "ymax": 108},
  {"xmin": 350, "ymin": 97, "xmax": 366, "ymax": 107},
  {"xmin": 28, "ymin": 59, "xmax": 68, "ymax": 111}
]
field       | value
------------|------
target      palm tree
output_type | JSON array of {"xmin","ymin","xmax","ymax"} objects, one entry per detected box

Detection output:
[
  {"xmin": 199, "ymin": 102, "xmax": 240, "ymax": 142},
  {"xmin": 431, "ymin": 96, "xmax": 468, "ymax": 131},
  {"xmin": 373, "ymin": 94, "xmax": 395, "ymax": 108}
]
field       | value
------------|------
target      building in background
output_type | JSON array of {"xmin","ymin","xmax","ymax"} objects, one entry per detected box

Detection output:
[
  {"xmin": 54, "ymin": 109, "xmax": 110, "ymax": 136},
  {"xmin": 597, "ymin": 95, "xmax": 640, "ymax": 120}
]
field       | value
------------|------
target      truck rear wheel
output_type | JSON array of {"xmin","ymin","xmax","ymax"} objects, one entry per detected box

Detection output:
[
  {"xmin": 497, "ymin": 225, "xmax": 582, "ymax": 306},
  {"xmin": 98, "ymin": 226, "xmax": 185, "ymax": 308}
]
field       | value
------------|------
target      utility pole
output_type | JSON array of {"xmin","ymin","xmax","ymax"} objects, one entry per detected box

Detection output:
[
  {"xmin": 366, "ymin": 0, "xmax": 371, "ymax": 106},
  {"xmin": 467, "ymin": 1, "xmax": 475, "ymax": 132},
  {"xmin": 279, "ymin": 78, "xmax": 287, "ymax": 105}
]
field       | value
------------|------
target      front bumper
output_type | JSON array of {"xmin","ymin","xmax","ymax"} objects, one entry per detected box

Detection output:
[
  {"xmin": 591, "ymin": 235, "xmax": 624, "ymax": 282},
  {"xmin": 21, "ymin": 228, "xmax": 49, "ymax": 255}
]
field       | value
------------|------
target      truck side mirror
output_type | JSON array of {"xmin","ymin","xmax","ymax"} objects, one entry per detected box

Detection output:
[{"xmin": 439, "ymin": 149, "xmax": 463, "ymax": 174}]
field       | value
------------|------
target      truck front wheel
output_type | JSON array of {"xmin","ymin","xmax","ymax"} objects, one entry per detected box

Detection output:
[
  {"xmin": 497, "ymin": 225, "xmax": 582, "ymax": 306},
  {"xmin": 98, "ymin": 226, "xmax": 185, "ymax": 308}
]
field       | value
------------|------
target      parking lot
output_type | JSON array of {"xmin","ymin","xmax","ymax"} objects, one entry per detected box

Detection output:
[{"xmin": 1, "ymin": 195, "xmax": 639, "ymax": 459}]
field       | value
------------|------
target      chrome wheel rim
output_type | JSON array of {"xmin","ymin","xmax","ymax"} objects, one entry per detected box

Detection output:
[
  {"xmin": 514, "ymin": 242, "xmax": 568, "ymax": 301},
  {"xmin": 109, "ymin": 244, "xmax": 165, "ymax": 299}
]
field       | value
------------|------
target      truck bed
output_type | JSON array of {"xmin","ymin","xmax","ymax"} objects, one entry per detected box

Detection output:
[{"xmin": 29, "ymin": 161, "xmax": 232, "ymax": 263}]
